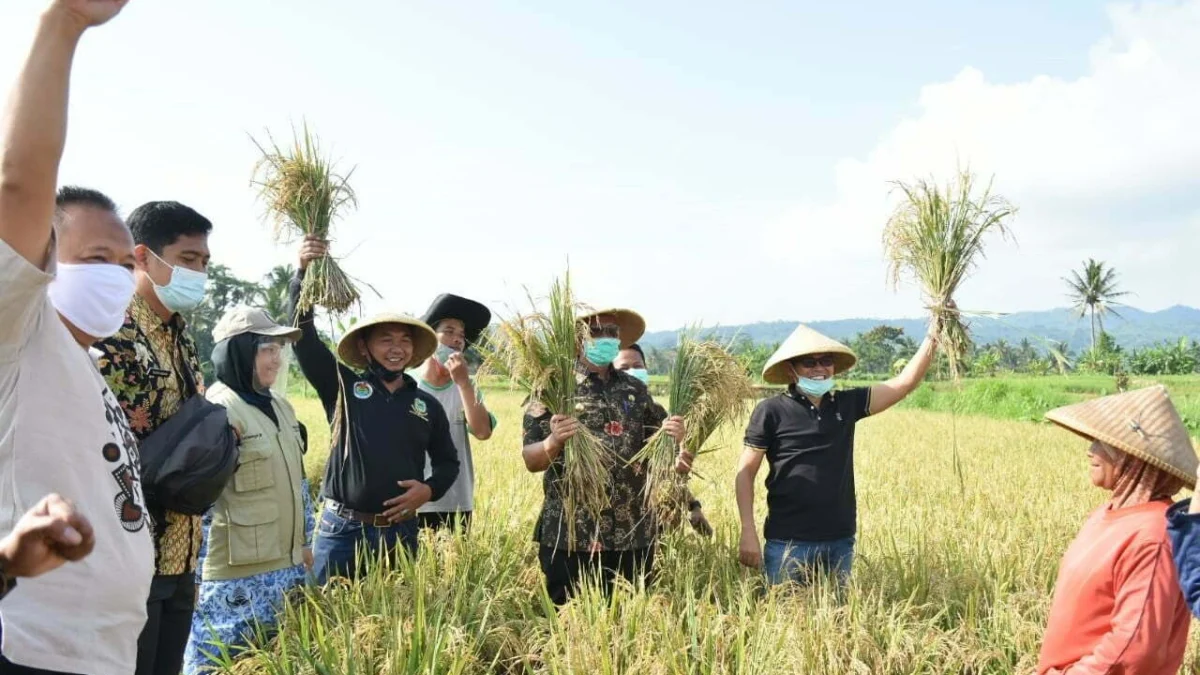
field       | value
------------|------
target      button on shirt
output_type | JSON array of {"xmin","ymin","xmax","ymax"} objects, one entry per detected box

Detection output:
[
  {"xmin": 743, "ymin": 387, "xmax": 872, "ymax": 542},
  {"xmin": 95, "ymin": 293, "xmax": 205, "ymax": 575},
  {"xmin": 290, "ymin": 275, "xmax": 459, "ymax": 514},
  {"xmin": 522, "ymin": 367, "xmax": 667, "ymax": 552}
]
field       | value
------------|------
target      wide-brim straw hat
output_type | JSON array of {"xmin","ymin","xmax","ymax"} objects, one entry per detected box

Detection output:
[
  {"xmin": 761, "ymin": 324, "xmax": 857, "ymax": 385},
  {"xmin": 336, "ymin": 313, "xmax": 438, "ymax": 371},
  {"xmin": 421, "ymin": 293, "xmax": 492, "ymax": 346},
  {"xmin": 578, "ymin": 307, "xmax": 646, "ymax": 348},
  {"xmin": 1045, "ymin": 385, "xmax": 1198, "ymax": 488}
]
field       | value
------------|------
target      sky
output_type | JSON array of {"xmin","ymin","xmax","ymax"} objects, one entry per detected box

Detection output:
[{"xmin": 0, "ymin": 0, "xmax": 1196, "ymax": 332}]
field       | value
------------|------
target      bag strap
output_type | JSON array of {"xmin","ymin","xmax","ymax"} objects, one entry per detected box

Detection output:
[{"xmin": 174, "ymin": 336, "xmax": 199, "ymax": 399}]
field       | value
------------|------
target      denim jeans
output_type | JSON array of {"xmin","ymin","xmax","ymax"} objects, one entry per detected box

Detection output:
[
  {"xmin": 311, "ymin": 505, "xmax": 420, "ymax": 584},
  {"xmin": 763, "ymin": 536, "xmax": 855, "ymax": 586}
]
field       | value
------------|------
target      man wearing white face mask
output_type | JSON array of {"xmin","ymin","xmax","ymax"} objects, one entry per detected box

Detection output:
[
  {"xmin": 413, "ymin": 294, "xmax": 496, "ymax": 534},
  {"xmin": 93, "ymin": 200, "xmax": 213, "ymax": 675},
  {"xmin": 0, "ymin": 2, "xmax": 153, "ymax": 674}
]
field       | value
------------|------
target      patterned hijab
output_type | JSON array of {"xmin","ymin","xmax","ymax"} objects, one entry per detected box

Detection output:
[{"xmin": 1093, "ymin": 442, "xmax": 1188, "ymax": 509}]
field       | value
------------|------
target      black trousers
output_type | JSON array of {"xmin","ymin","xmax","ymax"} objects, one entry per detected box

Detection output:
[
  {"xmin": 538, "ymin": 545, "xmax": 656, "ymax": 605},
  {"xmin": 418, "ymin": 510, "xmax": 472, "ymax": 534},
  {"xmin": 135, "ymin": 573, "xmax": 195, "ymax": 675}
]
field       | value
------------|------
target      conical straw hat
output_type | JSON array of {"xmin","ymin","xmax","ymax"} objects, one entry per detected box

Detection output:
[
  {"xmin": 761, "ymin": 324, "xmax": 857, "ymax": 385},
  {"xmin": 336, "ymin": 313, "xmax": 438, "ymax": 371},
  {"xmin": 578, "ymin": 307, "xmax": 646, "ymax": 348},
  {"xmin": 1045, "ymin": 385, "xmax": 1198, "ymax": 488}
]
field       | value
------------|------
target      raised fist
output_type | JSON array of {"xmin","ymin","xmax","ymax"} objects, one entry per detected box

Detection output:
[{"xmin": 53, "ymin": 0, "xmax": 130, "ymax": 28}]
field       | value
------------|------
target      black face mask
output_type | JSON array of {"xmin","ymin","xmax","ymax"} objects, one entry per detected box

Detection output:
[{"xmin": 366, "ymin": 355, "xmax": 404, "ymax": 383}]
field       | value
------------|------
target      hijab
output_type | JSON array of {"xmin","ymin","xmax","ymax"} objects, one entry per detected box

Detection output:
[
  {"xmin": 1093, "ymin": 442, "xmax": 1188, "ymax": 510},
  {"xmin": 213, "ymin": 332, "xmax": 279, "ymax": 427}
]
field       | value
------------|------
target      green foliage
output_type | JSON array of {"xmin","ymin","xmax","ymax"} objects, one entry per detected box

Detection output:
[
  {"xmin": 847, "ymin": 325, "xmax": 917, "ymax": 376},
  {"xmin": 1127, "ymin": 338, "xmax": 1199, "ymax": 376},
  {"xmin": 1064, "ymin": 258, "xmax": 1129, "ymax": 351},
  {"xmin": 188, "ymin": 263, "xmax": 268, "ymax": 382}
]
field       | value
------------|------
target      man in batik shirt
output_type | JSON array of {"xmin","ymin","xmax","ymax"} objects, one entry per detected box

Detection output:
[{"xmin": 520, "ymin": 308, "xmax": 687, "ymax": 605}]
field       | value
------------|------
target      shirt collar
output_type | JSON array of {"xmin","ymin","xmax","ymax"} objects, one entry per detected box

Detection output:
[{"xmin": 129, "ymin": 293, "xmax": 187, "ymax": 333}]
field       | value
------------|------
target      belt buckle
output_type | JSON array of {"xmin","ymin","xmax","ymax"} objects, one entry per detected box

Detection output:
[{"xmin": 372, "ymin": 513, "xmax": 391, "ymax": 528}]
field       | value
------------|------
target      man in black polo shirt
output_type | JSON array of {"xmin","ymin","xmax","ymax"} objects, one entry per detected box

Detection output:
[
  {"xmin": 292, "ymin": 237, "xmax": 459, "ymax": 582},
  {"xmin": 735, "ymin": 322, "xmax": 940, "ymax": 585}
]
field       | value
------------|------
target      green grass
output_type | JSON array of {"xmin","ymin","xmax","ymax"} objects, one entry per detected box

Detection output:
[{"xmin": 208, "ymin": 373, "xmax": 1200, "ymax": 674}]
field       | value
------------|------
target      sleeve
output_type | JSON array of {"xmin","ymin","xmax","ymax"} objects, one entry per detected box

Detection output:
[
  {"xmin": 743, "ymin": 399, "xmax": 776, "ymax": 451},
  {"xmin": 0, "ymin": 238, "xmax": 52, "ymax": 355},
  {"xmin": 422, "ymin": 397, "xmax": 460, "ymax": 501},
  {"xmin": 1167, "ymin": 500, "xmax": 1200, "ymax": 619},
  {"xmin": 302, "ymin": 478, "xmax": 315, "ymax": 547},
  {"xmin": 194, "ymin": 509, "xmax": 212, "ymax": 584},
  {"xmin": 288, "ymin": 270, "xmax": 342, "ymax": 416},
  {"xmin": 840, "ymin": 387, "xmax": 873, "ymax": 423},
  {"xmin": 1059, "ymin": 539, "xmax": 1184, "ymax": 674},
  {"xmin": 466, "ymin": 384, "xmax": 497, "ymax": 435},
  {"xmin": 644, "ymin": 401, "xmax": 668, "ymax": 435},
  {"xmin": 92, "ymin": 331, "xmax": 137, "ymax": 408},
  {"xmin": 522, "ymin": 399, "xmax": 552, "ymax": 447}
]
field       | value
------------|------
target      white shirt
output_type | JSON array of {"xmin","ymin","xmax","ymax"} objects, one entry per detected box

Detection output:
[{"xmin": 0, "ymin": 239, "xmax": 154, "ymax": 674}]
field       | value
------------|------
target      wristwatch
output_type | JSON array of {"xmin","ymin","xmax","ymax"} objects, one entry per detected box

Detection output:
[{"xmin": 688, "ymin": 499, "xmax": 702, "ymax": 511}]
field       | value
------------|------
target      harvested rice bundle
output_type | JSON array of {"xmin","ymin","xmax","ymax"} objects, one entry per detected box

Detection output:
[
  {"xmin": 884, "ymin": 168, "xmax": 1016, "ymax": 380},
  {"xmin": 482, "ymin": 272, "xmax": 614, "ymax": 548},
  {"xmin": 253, "ymin": 123, "xmax": 360, "ymax": 314},
  {"xmin": 630, "ymin": 333, "xmax": 753, "ymax": 519}
]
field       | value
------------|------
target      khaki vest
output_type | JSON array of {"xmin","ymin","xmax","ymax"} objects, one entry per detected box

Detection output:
[{"xmin": 202, "ymin": 382, "xmax": 307, "ymax": 581}]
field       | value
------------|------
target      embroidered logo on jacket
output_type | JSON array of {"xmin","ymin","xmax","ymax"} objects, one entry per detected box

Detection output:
[
  {"xmin": 353, "ymin": 381, "xmax": 374, "ymax": 399},
  {"xmin": 410, "ymin": 398, "xmax": 429, "ymax": 421}
]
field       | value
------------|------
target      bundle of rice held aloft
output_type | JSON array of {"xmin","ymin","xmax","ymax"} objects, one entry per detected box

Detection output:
[
  {"xmin": 883, "ymin": 168, "xmax": 1016, "ymax": 380},
  {"xmin": 629, "ymin": 332, "xmax": 752, "ymax": 520},
  {"xmin": 253, "ymin": 123, "xmax": 360, "ymax": 314},
  {"xmin": 481, "ymin": 272, "xmax": 614, "ymax": 549}
]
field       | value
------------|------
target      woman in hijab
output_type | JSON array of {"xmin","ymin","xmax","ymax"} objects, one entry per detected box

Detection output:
[
  {"xmin": 183, "ymin": 307, "xmax": 315, "ymax": 674},
  {"xmin": 1036, "ymin": 385, "xmax": 1196, "ymax": 675}
]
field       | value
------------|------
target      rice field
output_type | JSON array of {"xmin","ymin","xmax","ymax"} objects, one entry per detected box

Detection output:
[{"xmin": 224, "ymin": 384, "xmax": 1200, "ymax": 674}]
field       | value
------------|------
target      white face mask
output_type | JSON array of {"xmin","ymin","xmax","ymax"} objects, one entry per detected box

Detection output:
[{"xmin": 48, "ymin": 262, "xmax": 136, "ymax": 339}]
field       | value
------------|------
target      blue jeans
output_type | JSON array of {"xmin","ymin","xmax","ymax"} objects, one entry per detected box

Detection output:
[
  {"xmin": 311, "ymin": 505, "xmax": 420, "ymax": 584},
  {"xmin": 763, "ymin": 537, "xmax": 855, "ymax": 586}
]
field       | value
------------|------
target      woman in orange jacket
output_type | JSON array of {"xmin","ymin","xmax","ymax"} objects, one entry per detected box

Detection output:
[{"xmin": 1036, "ymin": 385, "xmax": 1197, "ymax": 675}]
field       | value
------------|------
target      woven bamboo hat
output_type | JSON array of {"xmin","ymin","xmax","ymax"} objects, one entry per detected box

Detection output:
[
  {"xmin": 578, "ymin": 308, "xmax": 646, "ymax": 348},
  {"xmin": 1045, "ymin": 385, "xmax": 1198, "ymax": 488},
  {"xmin": 336, "ymin": 313, "xmax": 438, "ymax": 371},
  {"xmin": 761, "ymin": 324, "xmax": 857, "ymax": 385}
]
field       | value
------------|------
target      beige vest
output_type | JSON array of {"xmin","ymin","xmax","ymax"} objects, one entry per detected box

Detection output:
[{"xmin": 203, "ymin": 382, "xmax": 307, "ymax": 581}]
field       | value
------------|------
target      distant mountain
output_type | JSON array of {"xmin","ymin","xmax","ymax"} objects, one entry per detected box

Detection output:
[{"xmin": 640, "ymin": 305, "xmax": 1200, "ymax": 353}]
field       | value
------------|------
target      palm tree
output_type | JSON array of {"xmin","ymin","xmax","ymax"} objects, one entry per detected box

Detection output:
[
  {"xmin": 262, "ymin": 264, "xmax": 296, "ymax": 323},
  {"xmin": 1065, "ymin": 259, "xmax": 1129, "ymax": 351}
]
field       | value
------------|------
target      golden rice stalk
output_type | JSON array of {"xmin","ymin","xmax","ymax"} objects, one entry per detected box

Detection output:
[
  {"xmin": 480, "ymin": 271, "xmax": 615, "ymax": 549},
  {"xmin": 252, "ymin": 122, "xmax": 360, "ymax": 314},
  {"xmin": 883, "ymin": 167, "xmax": 1016, "ymax": 380},
  {"xmin": 630, "ymin": 333, "xmax": 753, "ymax": 519}
]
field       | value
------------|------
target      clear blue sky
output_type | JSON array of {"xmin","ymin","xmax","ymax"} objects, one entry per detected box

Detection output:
[{"xmin": 1, "ymin": 0, "xmax": 1194, "ymax": 331}]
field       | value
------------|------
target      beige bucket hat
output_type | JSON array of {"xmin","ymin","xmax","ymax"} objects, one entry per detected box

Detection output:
[
  {"xmin": 212, "ymin": 306, "xmax": 302, "ymax": 344},
  {"xmin": 1045, "ymin": 385, "xmax": 1198, "ymax": 488},
  {"xmin": 578, "ymin": 307, "xmax": 646, "ymax": 348},
  {"xmin": 761, "ymin": 324, "xmax": 857, "ymax": 385},
  {"xmin": 336, "ymin": 313, "xmax": 438, "ymax": 371}
]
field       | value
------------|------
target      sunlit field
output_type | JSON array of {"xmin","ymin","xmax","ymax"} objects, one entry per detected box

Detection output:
[{"xmin": 217, "ymin": 382, "xmax": 1200, "ymax": 674}]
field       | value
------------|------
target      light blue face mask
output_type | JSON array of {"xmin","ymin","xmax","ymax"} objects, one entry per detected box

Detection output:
[
  {"xmin": 151, "ymin": 250, "xmax": 208, "ymax": 313},
  {"xmin": 435, "ymin": 343, "xmax": 456, "ymax": 364},
  {"xmin": 585, "ymin": 337, "xmax": 621, "ymax": 367},
  {"xmin": 797, "ymin": 377, "xmax": 835, "ymax": 398},
  {"xmin": 626, "ymin": 368, "xmax": 650, "ymax": 384}
]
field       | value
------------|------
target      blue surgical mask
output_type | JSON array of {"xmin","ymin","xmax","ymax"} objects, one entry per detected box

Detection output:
[
  {"xmin": 150, "ymin": 250, "xmax": 208, "ymax": 313},
  {"xmin": 797, "ymin": 377, "xmax": 835, "ymax": 398},
  {"xmin": 626, "ymin": 368, "xmax": 650, "ymax": 385},
  {"xmin": 584, "ymin": 337, "xmax": 621, "ymax": 367},
  {"xmin": 435, "ymin": 343, "xmax": 456, "ymax": 364}
]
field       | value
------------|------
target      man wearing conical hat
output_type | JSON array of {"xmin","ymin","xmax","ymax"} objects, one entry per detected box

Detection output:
[
  {"xmin": 735, "ymin": 322, "xmax": 940, "ymax": 585},
  {"xmin": 1036, "ymin": 386, "xmax": 1194, "ymax": 675},
  {"xmin": 412, "ymin": 293, "xmax": 496, "ymax": 534},
  {"xmin": 291, "ymin": 237, "xmax": 459, "ymax": 582},
  {"xmin": 521, "ymin": 307, "xmax": 687, "ymax": 605}
]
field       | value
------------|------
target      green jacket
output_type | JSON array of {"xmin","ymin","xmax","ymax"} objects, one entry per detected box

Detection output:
[{"xmin": 202, "ymin": 382, "xmax": 307, "ymax": 581}]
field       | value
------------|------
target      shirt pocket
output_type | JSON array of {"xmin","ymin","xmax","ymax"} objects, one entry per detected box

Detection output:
[
  {"xmin": 226, "ymin": 498, "xmax": 282, "ymax": 566},
  {"xmin": 234, "ymin": 438, "xmax": 277, "ymax": 492}
]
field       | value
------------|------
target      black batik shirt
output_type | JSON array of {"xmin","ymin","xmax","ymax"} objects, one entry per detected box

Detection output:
[
  {"xmin": 744, "ymin": 386, "xmax": 872, "ymax": 542},
  {"xmin": 522, "ymin": 367, "xmax": 667, "ymax": 552},
  {"xmin": 290, "ymin": 274, "xmax": 459, "ymax": 513}
]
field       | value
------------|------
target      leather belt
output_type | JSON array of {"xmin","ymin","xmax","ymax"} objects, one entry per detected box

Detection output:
[{"xmin": 326, "ymin": 500, "xmax": 410, "ymax": 527}]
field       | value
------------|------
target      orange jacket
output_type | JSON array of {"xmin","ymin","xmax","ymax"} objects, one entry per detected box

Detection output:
[{"xmin": 1037, "ymin": 499, "xmax": 1189, "ymax": 675}]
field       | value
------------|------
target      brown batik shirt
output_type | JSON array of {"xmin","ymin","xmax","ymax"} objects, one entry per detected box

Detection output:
[
  {"xmin": 522, "ymin": 365, "xmax": 667, "ymax": 553},
  {"xmin": 95, "ymin": 294, "xmax": 205, "ymax": 576}
]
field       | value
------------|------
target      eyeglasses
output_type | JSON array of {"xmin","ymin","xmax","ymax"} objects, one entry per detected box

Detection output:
[
  {"xmin": 796, "ymin": 355, "xmax": 835, "ymax": 369},
  {"xmin": 257, "ymin": 342, "xmax": 284, "ymax": 357},
  {"xmin": 589, "ymin": 323, "xmax": 621, "ymax": 339}
]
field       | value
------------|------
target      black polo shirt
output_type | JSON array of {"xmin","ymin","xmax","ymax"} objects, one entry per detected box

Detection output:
[
  {"xmin": 290, "ymin": 274, "xmax": 459, "ymax": 514},
  {"xmin": 744, "ymin": 386, "xmax": 872, "ymax": 542}
]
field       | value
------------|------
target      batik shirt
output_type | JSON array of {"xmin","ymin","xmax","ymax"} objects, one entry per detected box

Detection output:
[
  {"xmin": 522, "ymin": 366, "xmax": 667, "ymax": 552},
  {"xmin": 95, "ymin": 293, "xmax": 205, "ymax": 576}
]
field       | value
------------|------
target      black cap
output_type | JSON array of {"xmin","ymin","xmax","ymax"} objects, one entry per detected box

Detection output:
[{"xmin": 421, "ymin": 294, "xmax": 492, "ymax": 346}]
